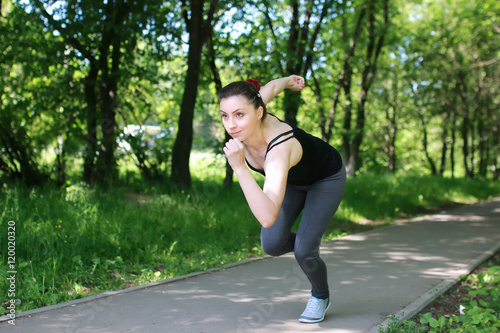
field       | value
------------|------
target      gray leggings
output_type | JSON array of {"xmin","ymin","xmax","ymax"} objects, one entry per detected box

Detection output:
[{"xmin": 260, "ymin": 163, "xmax": 346, "ymax": 299}]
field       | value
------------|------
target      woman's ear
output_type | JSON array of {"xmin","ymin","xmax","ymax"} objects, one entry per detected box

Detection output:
[{"xmin": 257, "ymin": 106, "xmax": 264, "ymax": 120}]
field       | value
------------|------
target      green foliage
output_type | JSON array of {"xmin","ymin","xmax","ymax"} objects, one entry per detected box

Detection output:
[
  {"xmin": 379, "ymin": 262, "xmax": 500, "ymax": 333},
  {"xmin": 455, "ymin": 265, "xmax": 500, "ymax": 331},
  {"xmin": 0, "ymin": 4, "xmax": 68, "ymax": 184},
  {"xmin": 419, "ymin": 312, "xmax": 452, "ymax": 332},
  {"xmin": 2, "ymin": 0, "xmax": 498, "ymax": 185},
  {"xmin": 339, "ymin": 174, "xmax": 500, "ymax": 221},
  {"xmin": 379, "ymin": 313, "xmax": 426, "ymax": 333}
]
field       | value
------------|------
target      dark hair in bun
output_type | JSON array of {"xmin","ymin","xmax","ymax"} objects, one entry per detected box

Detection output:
[{"xmin": 218, "ymin": 79, "xmax": 267, "ymax": 119}]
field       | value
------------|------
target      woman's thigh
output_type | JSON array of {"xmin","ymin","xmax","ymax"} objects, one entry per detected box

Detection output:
[
  {"xmin": 295, "ymin": 167, "xmax": 346, "ymax": 257},
  {"xmin": 260, "ymin": 184, "xmax": 307, "ymax": 255}
]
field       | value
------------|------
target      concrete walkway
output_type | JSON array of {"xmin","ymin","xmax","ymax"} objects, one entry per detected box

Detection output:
[{"xmin": 1, "ymin": 198, "xmax": 499, "ymax": 333}]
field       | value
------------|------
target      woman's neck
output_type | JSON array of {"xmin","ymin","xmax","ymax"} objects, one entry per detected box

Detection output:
[{"xmin": 242, "ymin": 118, "xmax": 269, "ymax": 153}]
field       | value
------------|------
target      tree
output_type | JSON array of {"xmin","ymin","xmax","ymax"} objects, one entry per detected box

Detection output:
[
  {"xmin": 343, "ymin": 0, "xmax": 389, "ymax": 176},
  {"xmin": 404, "ymin": 0, "xmax": 499, "ymax": 179},
  {"xmin": 31, "ymin": 0, "xmax": 171, "ymax": 184},
  {"xmin": 170, "ymin": 0, "xmax": 220, "ymax": 188},
  {"xmin": 260, "ymin": 0, "xmax": 334, "ymax": 126},
  {"xmin": 317, "ymin": 0, "xmax": 390, "ymax": 176},
  {"xmin": 0, "ymin": 3, "xmax": 65, "ymax": 185},
  {"xmin": 205, "ymin": 27, "xmax": 234, "ymax": 187}
]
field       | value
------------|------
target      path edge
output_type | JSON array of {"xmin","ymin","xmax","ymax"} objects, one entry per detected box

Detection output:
[
  {"xmin": 0, "ymin": 256, "xmax": 272, "ymax": 323},
  {"xmin": 367, "ymin": 242, "xmax": 500, "ymax": 333}
]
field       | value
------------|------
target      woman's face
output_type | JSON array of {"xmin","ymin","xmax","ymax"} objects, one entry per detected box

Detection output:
[{"xmin": 220, "ymin": 95, "xmax": 263, "ymax": 141}]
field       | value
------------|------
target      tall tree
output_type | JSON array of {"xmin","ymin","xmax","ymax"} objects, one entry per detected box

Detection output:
[
  {"xmin": 170, "ymin": 0, "xmax": 220, "ymax": 188},
  {"xmin": 405, "ymin": 0, "xmax": 499, "ymax": 179},
  {"xmin": 383, "ymin": 70, "xmax": 398, "ymax": 173},
  {"xmin": 0, "ymin": 3, "xmax": 63, "ymax": 185},
  {"xmin": 320, "ymin": 0, "xmax": 366, "ymax": 143},
  {"xmin": 32, "ymin": 0, "xmax": 168, "ymax": 183},
  {"xmin": 260, "ymin": 0, "xmax": 334, "ymax": 126},
  {"xmin": 344, "ymin": 0, "xmax": 389, "ymax": 176},
  {"xmin": 205, "ymin": 28, "xmax": 234, "ymax": 187}
]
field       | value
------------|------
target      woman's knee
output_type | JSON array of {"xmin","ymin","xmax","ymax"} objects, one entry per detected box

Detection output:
[
  {"xmin": 261, "ymin": 232, "xmax": 294, "ymax": 256},
  {"xmin": 294, "ymin": 245, "xmax": 320, "ymax": 267},
  {"xmin": 295, "ymin": 252, "xmax": 324, "ymax": 274},
  {"xmin": 261, "ymin": 239, "xmax": 287, "ymax": 256}
]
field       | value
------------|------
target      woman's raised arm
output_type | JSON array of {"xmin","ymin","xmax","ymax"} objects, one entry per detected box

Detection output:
[{"xmin": 260, "ymin": 75, "xmax": 305, "ymax": 104}]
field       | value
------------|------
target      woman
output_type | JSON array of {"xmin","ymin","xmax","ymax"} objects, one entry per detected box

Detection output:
[{"xmin": 219, "ymin": 75, "xmax": 346, "ymax": 323}]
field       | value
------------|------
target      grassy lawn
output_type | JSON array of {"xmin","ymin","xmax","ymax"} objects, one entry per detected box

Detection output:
[{"xmin": 1, "ymin": 155, "xmax": 499, "ymax": 314}]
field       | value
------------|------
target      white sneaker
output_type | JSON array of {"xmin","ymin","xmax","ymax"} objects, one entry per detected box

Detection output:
[{"xmin": 298, "ymin": 296, "xmax": 330, "ymax": 323}]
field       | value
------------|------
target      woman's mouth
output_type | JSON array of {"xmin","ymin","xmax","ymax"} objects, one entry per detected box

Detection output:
[{"xmin": 231, "ymin": 131, "xmax": 242, "ymax": 137}]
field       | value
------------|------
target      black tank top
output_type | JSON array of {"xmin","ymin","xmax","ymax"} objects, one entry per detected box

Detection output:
[{"xmin": 246, "ymin": 116, "xmax": 343, "ymax": 186}]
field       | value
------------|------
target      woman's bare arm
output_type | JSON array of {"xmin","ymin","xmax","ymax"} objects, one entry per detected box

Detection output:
[{"xmin": 260, "ymin": 75, "xmax": 305, "ymax": 104}]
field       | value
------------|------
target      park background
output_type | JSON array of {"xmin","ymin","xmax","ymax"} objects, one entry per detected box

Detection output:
[{"xmin": 0, "ymin": 0, "xmax": 499, "ymax": 315}]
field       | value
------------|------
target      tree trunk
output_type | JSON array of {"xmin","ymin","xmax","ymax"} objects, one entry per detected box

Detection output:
[
  {"xmin": 206, "ymin": 33, "xmax": 233, "ymax": 188},
  {"xmin": 493, "ymin": 122, "xmax": 499, "ymax": 181},
  {"xmin": 385, "ymin": 71, "xmax": 398, "ymax": 173},
  {"xmin": 171, "ymin": 0, "xmax": 218, "ymax": 188},
  {"xmin": 346, "ymin": 0, "xmax": 389, "ymax": 176},
  {"xmin": 450, "ymin": 106, "xmax": 457, "ymax": 178},
  {"xmin": 326, "ymin": 3, "xmax": 365, "ymax": 144},
  {"xmin": 264, "ymin": 0, "xmax": 333, "ymax": 127},
  {"xmin": 55, "ymin": 135, "xmax": 66, "ymax": 187},
  {"xmin": 476, "ymin": 74, "xmax": 488, "ymax": 178},
  {"xmin": 311, "ymin": 68, "xmax": 327, "ymax": 141},
  {"xmin": 439, "ymin": 107, "xmax": 450, "ymax": 176},
  {"xmin": 170, "ymin": 33, "xmax": 201, "ymax": 188},
  {"xmin": 341, "ymin": 67, "xmax": 353, "ymax": 164},
  {"xmin": 477, "ymin": 115, "xmax": 487, "ymax": 178},
  {"xmin": 419, "ymin": 112, "xmax": 438, "ymax": 175},
  {"xmin": 95, "ymin": 1, "xmax": 126, "ymax": 183},
  {"xmin": 456, "ymin": 76, "xmax": 472, "ymax": 178},
  {"xmin": 282, "ymin": 0, "xmax": 302, "ymax": 127},
  {"xmin": 330, "ymin": 0, "xmax": 365, "ymax": 165},
  {"xmin": 83, "ymin": 63, "xmax": 99, "ymax": 184}
]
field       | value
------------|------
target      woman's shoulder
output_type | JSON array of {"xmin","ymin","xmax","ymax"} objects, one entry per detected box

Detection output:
[
  {"xmin": 262, "ymin": 116, "xmax": 302, "ymax": 169},
  {"xmin": 264, "ymin": 115, "xmax": 293, "ymax": 136}
]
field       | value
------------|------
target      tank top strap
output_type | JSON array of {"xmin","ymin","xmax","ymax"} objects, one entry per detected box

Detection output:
[{"xmin": 265, "ymin": 129, "xmax": 294, "ymax": 158}]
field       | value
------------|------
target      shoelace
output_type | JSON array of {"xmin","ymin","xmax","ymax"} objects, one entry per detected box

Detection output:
[{"xmin": 304, "ymin": 297, "xmax": 322, "ymax": 313}]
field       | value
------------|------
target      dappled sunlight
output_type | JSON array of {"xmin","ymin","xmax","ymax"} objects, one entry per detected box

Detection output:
[
  {"xmin": 341, "ymin": 234, "xmax": 369, "ymax": 241},
  {"xmin": 376, "ymin": 244, "xmax": 421, "ymax": 252},
  {"xmin": 459, "ymin": 236, "xmax": 491, "ymax": 245},
  {"xmin": 343, "ymin": 260, "xmax": 373, "ymax": 265},
  {"xmin": 339, "ymin": 280, "xmax": 355, "ymax": 285},
  {"xmin": 378, "ymin": 252, "xmax": 450, "ymax": 263},
  {"xmin": 321, "ymin": 199, "xmax": 500, "ymax": 313},
  {"xmin": 419, "ymin": 265, "xmax": 469, "ymax": 278},
  {"xmin": 263, "ymin": 276, "xmax": 285, "ymax": 281},
  {"xmin": 412, "ymin": 214, "xmax": 485, "ymax": 222}
]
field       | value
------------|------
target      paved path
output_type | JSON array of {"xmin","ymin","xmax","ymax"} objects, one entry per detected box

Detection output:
[{"xmin": 1, "ymin": 198, "xmax": 499, "ymax": 333}]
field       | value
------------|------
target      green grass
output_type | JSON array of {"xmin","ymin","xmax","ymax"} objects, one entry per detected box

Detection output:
[
  {"xmin": 0, "ymin": 180, "xmax": 262, "ymax": 312},
  {"xmin": 1, "ymin": 157, "xmax": 499, "ymax": 314},
  {"xmin": 340, "ymin": 174, "xmax": 500, "ymax": 221}
]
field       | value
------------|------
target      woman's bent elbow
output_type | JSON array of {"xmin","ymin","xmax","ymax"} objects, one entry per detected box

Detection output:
[{"xmin": 260, "ymin": 215, "xmax": 277, "ymax": 229}]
